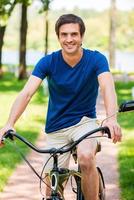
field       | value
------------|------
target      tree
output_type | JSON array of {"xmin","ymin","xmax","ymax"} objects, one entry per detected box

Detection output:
[
  {"xmin": 109, "ymin": 0, "xmax": 116, "ymax": 69},
  {"xmin": 40, "ymin": 0, "xmax": 53, "ymax": 55},
  {"xmin": 0, "ymin": 0, "xmax": 17, "ymax": 77},
  {"xmin": 18, "ymin": 0, "xmax": 32, "ymax": 80},
  {"xmin": 18, "ymin": 2, "xmax": 28, "ymax": 80}
]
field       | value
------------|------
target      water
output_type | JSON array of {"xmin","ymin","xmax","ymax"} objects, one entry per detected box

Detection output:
[
  {"xmin": 2, "ymin": 50, "xmax": 134, "ymax": 72},
  {"xmin": 2, "ymin": 50, "xmax": 44, "ymax": 66},
  {"xmin": 104, "ymin": 51, "xmax": 134, "ymax": 72}
]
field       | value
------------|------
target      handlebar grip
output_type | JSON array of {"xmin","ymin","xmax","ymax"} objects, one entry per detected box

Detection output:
[
  {"xmin": 103, "ymin": 127, "xmax": 111, "ymax": 138},
  {"xmin": 2, "ymin": 129, "xmax": 14, "ymax": 141},
  {"xmin": 119, "ymin": 100, "xmax": 134, "ymax": 112}
]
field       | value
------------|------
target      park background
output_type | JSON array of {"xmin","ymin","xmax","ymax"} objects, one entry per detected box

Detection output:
[{"xmin": 0, "ymin": 0, "xmax": 134, "ymax": 199}]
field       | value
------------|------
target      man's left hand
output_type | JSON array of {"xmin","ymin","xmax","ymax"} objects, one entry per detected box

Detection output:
[{"xmin": 103, "ymin": 120, "xmax": 122, "ymax": 143}]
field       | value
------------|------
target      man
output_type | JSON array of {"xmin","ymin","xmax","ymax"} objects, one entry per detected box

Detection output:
[{"xmin": 0, "ymin": 14, "xmax": 122, "ymax": 200}]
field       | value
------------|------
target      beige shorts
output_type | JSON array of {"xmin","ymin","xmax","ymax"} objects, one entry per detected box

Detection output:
[{"xmin": 44, "ymin": 116, "xmax": 99, "ymax": 172}]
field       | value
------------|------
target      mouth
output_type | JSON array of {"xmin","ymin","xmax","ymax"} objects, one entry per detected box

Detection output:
[{"xmin": 65, "ymin": 44, "xmax": 75, "ymax": 49}]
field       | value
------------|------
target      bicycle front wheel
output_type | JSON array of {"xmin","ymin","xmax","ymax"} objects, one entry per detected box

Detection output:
[
  {"xmin": 46, "ymin": 197, "xmax": 63, "ymax": 200},
  {"xmin": 76, "ymin": 176, "xmax": 84, "ymax": 200},
  {"xmin": 97, "ymin": 167, "xmax": 105, "ymax": 200},
  {"xmin": 75, "ymin": 166, "xmax": 84, "ymax": 200},
  {"xmin": 76, "ymin": 166, "xmax": 105, "ymax": 200}
]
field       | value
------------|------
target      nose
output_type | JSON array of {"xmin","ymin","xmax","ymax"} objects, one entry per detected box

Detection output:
[{"xmin": 66, "ymin": 34, "xmax": 73, "ymax": 43}]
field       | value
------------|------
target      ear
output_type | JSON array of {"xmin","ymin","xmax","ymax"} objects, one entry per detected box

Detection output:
[{"xmin": 81, "ymin": 34, "xmax": 84, "ymax": 40}]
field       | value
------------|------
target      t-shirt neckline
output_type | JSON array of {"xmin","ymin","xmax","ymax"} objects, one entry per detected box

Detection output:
[{"xmin": 60, "ymin": 48, "xmax": 85, "ymax": 69}]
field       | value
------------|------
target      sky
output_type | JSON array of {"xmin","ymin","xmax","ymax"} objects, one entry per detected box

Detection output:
[{"xmin": 50, "ymin": 0, "xmax": 134, "ymax": 11}]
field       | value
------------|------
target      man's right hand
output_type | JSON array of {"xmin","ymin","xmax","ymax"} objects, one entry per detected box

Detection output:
[{"xmin": 0, "ymin": 125, "xmax": 14, "ymax": 147}]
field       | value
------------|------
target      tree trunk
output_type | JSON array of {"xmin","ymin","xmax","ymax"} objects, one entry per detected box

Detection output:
[
  {"xmin": 0, "ymin": 25, "xmax": 6, "ymax": 77},
  {"xmin": 45, "ymin": 10, "xmax": 49, "ymax": 55},
  {"xmin": 109, "ymin": 0, "xmax": 116, "ymax": 69},
  {"xmin": 18, "ymin": 3, "xmax": 28, "ymax": 80},
  {"xmin": 0, "ymin": 0, "xmax": 17, "ymax": 78}
]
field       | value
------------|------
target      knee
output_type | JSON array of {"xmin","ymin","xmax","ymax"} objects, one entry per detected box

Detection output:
[{"xmin": 78, "ymin": 152, "xmax": 95, "ymax": 172}]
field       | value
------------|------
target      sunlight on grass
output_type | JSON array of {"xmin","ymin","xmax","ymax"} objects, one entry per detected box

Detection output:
[{"xmin": 118, "ymin": 89, "xmax": 131, "ymax": 95}]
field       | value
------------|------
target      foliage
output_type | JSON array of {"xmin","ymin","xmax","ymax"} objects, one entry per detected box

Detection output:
[
  {"xmin": 40, "ymin": 0, "xmax": 53, "ymax": 12},
  {"xmin": 0, "ymin": 0, "xmax": 32, "ymax": 26},
  {"xmin": 0, "ymin": 0, "xmax": 17, "ymax": 26},
  {"xmin": 1, "ymin": 6, "xmax": 134, "ymax": 51}
]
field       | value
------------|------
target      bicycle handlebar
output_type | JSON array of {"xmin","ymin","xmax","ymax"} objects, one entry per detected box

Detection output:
[
  {"xmin": 2, "ymin": 126, "xmax": 111, "ymax": 154},
  {"xmin": 2, "ymin": 100, "xmax": 134, "ymax": 154}
]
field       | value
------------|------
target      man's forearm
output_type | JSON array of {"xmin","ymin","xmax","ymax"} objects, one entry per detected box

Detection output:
[
  {"xmin": 102, "ymin": 85, "xmax": 117, "ymax": 120},
  {"xmin": 98, "ymin": 72, "xmax": 118, "ymax": 121},
  {"xmin": 6, "ymin": 91, "xmax": 31, "ymax": 127}
]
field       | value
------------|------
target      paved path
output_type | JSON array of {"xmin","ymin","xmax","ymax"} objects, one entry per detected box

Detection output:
[{"xmin": 0, "ymin": 93, "xmax": 120, "ymax": 200}]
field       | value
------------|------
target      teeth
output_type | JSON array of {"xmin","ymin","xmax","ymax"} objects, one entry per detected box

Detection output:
[{"xmin": 67, "ymin": 45, "xmax": 73, "ymax": 48}]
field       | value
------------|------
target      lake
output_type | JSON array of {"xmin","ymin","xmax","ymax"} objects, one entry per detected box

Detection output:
[{"xmin": 2, "ymin": 50, "xmax": 134, "ymax": 72}]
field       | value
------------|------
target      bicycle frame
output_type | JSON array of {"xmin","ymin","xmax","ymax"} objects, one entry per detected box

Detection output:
[{"xmin": 49, "ymin": 154, "xmax": 81, "ymax": 200}]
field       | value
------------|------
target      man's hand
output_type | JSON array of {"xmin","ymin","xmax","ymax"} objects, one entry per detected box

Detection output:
[
  {"xmin": 103, "ymin": 119, "xmax": 122, "ymax": 143},
  {"xmin": 0, "ymin": 125, "xmax": 14, "ymax": 147}
]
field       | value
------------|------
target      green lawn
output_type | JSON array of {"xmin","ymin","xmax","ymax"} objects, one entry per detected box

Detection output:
[
  {"xmin": 115, "ymin": 81, "xmax": 134, "ymax": 200},
  {"xmin": 0, "ymin": 73, "xmax": 48, "ymax": 191}
]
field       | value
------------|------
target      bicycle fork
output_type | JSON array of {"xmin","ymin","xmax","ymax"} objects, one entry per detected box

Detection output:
[{"xmin": 47, "ymin": 154, "xmax": 70, "ymax": 200}]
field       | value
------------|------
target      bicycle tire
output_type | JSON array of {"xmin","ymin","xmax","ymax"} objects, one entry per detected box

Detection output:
[
  {"xmin": 76, "ymin": 166, "xmax": 105, "ymax": 200},
  {"xmin": 46, "ymin": 197, "xmax": 63, "ymax": 200},
  {"xmin": 97, "ymin": 167, "xmax": 106, "ymax": 200},
  {"xmin": 76, "ymin": 177, "xmax": 84, "ymax": 200},
  {"xmin": 75, "ymin": 166, "xmax": 84, "ymax": 200}
]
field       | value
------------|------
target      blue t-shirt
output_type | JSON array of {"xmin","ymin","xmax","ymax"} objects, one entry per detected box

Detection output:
[{"xmin": 32, "ymin": 49, "xmax": 110, "ymax": 133}]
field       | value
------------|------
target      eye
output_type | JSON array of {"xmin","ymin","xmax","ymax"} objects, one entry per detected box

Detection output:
[
  {"xmin": 71, "ymin": 32, "xmax": 78, "ymax": 37},
  {"xmin": 61, "ymin": 33, "xmax": 67, "ymax": 37}
]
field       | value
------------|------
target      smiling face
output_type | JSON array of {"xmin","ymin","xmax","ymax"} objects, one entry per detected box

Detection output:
[{"xmin": 58, "ymin": 23, "xmax": 84, "ymax": 56}]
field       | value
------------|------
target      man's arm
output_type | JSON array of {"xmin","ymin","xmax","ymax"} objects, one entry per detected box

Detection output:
[
  {"xmin": 0, "ymin": 75, "xmax": 42, "ymax": 145},
  {"xmin": 98, "ymin": 72, "xmax": 122, "ymax": 143}
]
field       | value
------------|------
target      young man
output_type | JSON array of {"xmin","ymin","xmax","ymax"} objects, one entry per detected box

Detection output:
[{"xmin": 0, "ymin": 14, "xmax": 122, "ymax": 200}]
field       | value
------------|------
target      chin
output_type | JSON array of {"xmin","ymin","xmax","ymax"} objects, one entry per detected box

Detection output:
[{"xmin": 65, "ymin": 48, "xmax": 77, "ymax": 54}]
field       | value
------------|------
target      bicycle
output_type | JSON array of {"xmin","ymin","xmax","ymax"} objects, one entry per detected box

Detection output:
[{"xmin": 2, "ymin": 100, "xmax": 134, "ymax": 200}]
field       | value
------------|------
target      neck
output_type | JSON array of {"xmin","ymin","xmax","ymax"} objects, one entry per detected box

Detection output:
[{"xmin": 62, "ymin": 48, "xmax": 83, "ymax": 67}]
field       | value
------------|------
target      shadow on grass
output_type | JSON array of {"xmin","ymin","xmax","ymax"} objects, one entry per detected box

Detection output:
[
  {"xmin": 0, "ymin": 73, "xmax": 26, "ymax": 92},
  {"xmin": 0, "ymin": 72, "xmax": 48, "ymax": 105},
  {"xmin": 0, "ymin": 128, "xmax": 38, "ymax": 170},
  {"xmin": 32, "ymin": 85, "xmax": 48, "ymax": 105}
]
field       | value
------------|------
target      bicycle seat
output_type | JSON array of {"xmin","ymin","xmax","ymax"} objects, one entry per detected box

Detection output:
[{"xmin": 96, "ymin": 141, "xmax": 101, "ymax": 153}]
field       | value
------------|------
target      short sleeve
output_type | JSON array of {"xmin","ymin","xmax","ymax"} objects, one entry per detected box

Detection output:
[
  {"xmin": 32, "ymin": 55, "xmax": 51, "ymax": 80},
  {"xmin": 94, "ymin": 51, "xmax": 110, "ymax": 76}
]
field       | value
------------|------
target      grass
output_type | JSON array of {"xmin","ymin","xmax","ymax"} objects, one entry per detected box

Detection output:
[
  {"xmin": 0, "ymin": 73, "xmax": 48, "ymax": 191},
  {"xmin": 0, "ymin": 73, "xmax": 134, "ymax": 199},
  {"xmin": 115, "ymin": 81, "xmax": 134, "ymax": 200}
]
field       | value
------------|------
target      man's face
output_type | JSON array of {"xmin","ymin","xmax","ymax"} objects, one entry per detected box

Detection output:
[{"xmin": 58, "ymin": 23, "xmax": 83, "ymax": 55}]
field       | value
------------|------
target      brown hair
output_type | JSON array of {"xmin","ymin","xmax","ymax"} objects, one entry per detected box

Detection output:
[{"xmin": 55, "ymin": 14, "xmax": 85, "ymax": 37}]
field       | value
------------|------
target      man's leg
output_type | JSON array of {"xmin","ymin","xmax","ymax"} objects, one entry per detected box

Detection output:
[
  {"xmin": 77, "ymin": 139, "xmax": 99, "ymax": 200},
  {"xmin": 45, "ymin": 175, "xmax": 51, "ymax": 197}
]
